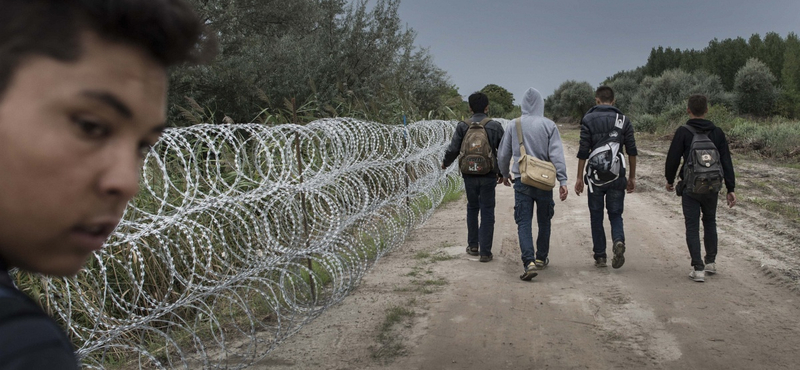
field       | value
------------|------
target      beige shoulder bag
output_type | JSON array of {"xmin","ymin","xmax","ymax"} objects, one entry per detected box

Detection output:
[{"xmin": 515, "ymin": 118, "xmax": 557, "ymax": 190}]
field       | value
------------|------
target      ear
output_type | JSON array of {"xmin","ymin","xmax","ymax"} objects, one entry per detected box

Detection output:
[
  {"xmin": 595, "ymin": 98, "xmax": 602, "ymax": 105},
  {"xmin": 484, "ymin": 106, "xmax": 489, "ymax": 114}
]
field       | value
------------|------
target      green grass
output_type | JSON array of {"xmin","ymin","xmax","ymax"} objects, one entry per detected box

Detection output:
[
  {"xmin": 748, "ymin": 197, "xmax": 800, "ymax": 221},
  {"xmin": 370, "ymin": 304, "xmax": 416, "ymax": 363}
]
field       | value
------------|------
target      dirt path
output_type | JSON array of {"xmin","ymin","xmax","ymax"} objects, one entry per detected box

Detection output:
[{"xmin": 262, "ymin": 128, "xmax": 800, "ymax": 369}]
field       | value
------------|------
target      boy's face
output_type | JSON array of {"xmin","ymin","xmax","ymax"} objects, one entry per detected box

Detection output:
[{"xmin": 0, "ymin": 32, "xmax": 167, "ymax": 276}]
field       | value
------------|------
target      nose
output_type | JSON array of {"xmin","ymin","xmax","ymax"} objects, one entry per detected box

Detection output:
[{"xmin": 98, "ymin": 145, "xmax": 141, "ymax": 202}]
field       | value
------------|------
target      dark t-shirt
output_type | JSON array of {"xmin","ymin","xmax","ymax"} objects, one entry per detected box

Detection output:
[{"xmin": 0, "ymin": 262, "xmax": 79, "ymax": 370}]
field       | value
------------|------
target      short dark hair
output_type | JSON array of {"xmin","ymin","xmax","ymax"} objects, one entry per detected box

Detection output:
[
  {"xmin": 688, "ymin": 94, "xmax": 708, "ymax": 116},
  {"xmin": 468, "ymin": 92, "xmax": 489, "ymax": 114},
  {"xmin": 0, "ymin": 0, "xmax": 217, "ymax": 98},
  {"xmin": 595, "ymin": 86, "xmax": 614, "ymax": 103}
]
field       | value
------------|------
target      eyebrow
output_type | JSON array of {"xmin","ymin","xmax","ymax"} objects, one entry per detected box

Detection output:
[{"xmin": 81, "ymin": 91, "xmax": 133, "ymax": 119}]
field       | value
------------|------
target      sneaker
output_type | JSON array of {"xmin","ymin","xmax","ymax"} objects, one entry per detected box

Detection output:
[
  {"xmin": 479, "ymin": 254, "xmax": 493, "ymax": 263},
  {"xmin": 520, "ymin": 262, "xmax": 538, "ymax": 281},
  {"xmin": 534, "ymin": 258, "xmax": 549, "ymax": 270},
  {"xmin": 689, "ymin": 270, "xmax": 705, "ymax": 282},
  {"xmin": 612, "ymin": 241, "xmax": 626, "ymax": 269},
  {"xmin": 594, "ymin": 257, "xmax": 607, "ymax": 268},
  {"xmin": 466, "ymin": 245, "xmax": 479, "ymax": 256},
  {"xmin": 704, "ymin": 263, "xmax": 717, "ymax": 275}
]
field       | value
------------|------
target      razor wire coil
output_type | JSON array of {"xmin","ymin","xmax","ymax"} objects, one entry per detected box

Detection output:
[{"xmin": 30, "ymin": 118, "xmax": 466, "ymax": 369}]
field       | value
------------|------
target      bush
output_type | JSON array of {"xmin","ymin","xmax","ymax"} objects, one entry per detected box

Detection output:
[
  {"xmin": 631, "ymin": 69, "xmax": 730, "ymax": 115},
  {"xmin": 545, "ymin": 80, "xmax": 595, "ymax": 120},
  {"xmin": 734, "ymin": 58, "xmax": 779, "ymax": 116}
]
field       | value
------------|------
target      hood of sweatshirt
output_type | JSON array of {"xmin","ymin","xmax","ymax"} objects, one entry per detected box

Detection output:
[
  {"xmin": 686, "ymin": 118, "xmax": 717, "ymax": 132},
  {"xmin": 521, "ymin": 87, "xmax": 544, "ymax": 117}
]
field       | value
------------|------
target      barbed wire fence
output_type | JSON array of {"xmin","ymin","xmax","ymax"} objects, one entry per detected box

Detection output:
[{"xmin": 28, "ymin": 118, "xmax": 467, "ymax": 369}]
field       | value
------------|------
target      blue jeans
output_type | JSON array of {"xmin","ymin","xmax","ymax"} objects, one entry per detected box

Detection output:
[
  {"xmin": 587, "ymin": 186, "xmax": 625, "ymax": 259},
  {"xmin": 464, "ymin": 176, "xmax": 497, "ymax": 256},
  {"xmin": 513, "ymin": 180, "xmax": 554, "ymax": 266},
  {"xmin": 682, "ymin": 191, "xmax": 718, "ymax": 269}
]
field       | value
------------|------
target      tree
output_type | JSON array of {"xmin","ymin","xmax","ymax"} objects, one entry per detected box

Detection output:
[
  {"xmin": 734, "ymin": 58, "xmax": 778, "ymax": 116},
  {"xmin": 169, "ymin": 0, "xmax": 453, "ymax": 124},
  {"xmin": 763, "ymin": 32, "xmax": 786, "ymax": 82},
  {"xmin": 779, "ymin": 33, "xmax": 800, "ymax": 118},
  {"xmin": 545, "ymin": 81, "xmax": 594, "ymax": 121},
  {"xmin": 480, "ymin": 84, "xmax": 514, "ymax": 117}
]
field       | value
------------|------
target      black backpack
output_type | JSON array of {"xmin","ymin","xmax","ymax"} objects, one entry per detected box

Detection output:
[
  {"xmin": 458, "ymin": 118, "xmax": 494, "ymax": 175},
  {"xmin": 682, "ymin": 125, "xmax": 724, "ymax": 194},
  {"xmin": 585, "ymin": 114, "xmax": 626, "ymax": 192}
]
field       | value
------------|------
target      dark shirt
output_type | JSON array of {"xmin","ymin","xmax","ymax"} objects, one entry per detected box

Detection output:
[
  {"xmin": 0, "ymin": 259, "xmax": 79, "ymax": 370},
  {"xmin": 665, "ymin": 118, "xmax": 736, "ymax": 193},
  {"xmin": 577, "ymin": 105, "xmax": 638, "ymax": 189},
  {"xmin": 442, "ymin": 113, "xmax": 505, "ymax": 178}
]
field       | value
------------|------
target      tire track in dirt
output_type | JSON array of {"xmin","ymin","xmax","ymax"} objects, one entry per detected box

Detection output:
[{"xmin": 263, "ymin": 127, "xmax": 800, "ymax": 369}]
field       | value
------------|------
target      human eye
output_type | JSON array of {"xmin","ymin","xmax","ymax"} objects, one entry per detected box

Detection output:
[{"xmin": 72, "ymin": 115, "xmax": 110, "ymax": 139}]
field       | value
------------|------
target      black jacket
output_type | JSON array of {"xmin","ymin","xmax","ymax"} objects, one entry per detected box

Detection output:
[
  {"xmin": 665, "ymin": 118, "xmax": 735, "ymax": 193},
  {"xmin": 577, "ymin": 105, "xmax": 638, "ymax": 189},
  {"xmin": 442, "ymin": 113, "xmax": 504, "ymax": 178},
  {"xmin": 0, "ymin": 260, "xmax": 79, "ymax": 370}
]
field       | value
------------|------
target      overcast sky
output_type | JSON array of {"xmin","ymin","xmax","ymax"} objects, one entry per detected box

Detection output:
[{"xmin": 394, "ymin": 0, "xmax": 800, "ymax": 103}]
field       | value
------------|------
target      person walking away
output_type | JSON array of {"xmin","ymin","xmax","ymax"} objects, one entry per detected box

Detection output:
[
  {"xmin": 498, "ymin": 87, "xmax": 568, "ymax": 280},
  {"xmin": 0, "ymin": 1, "xmax": 213, "ymax": 368},
  {"xmin": 665, "ymin": 94, "xmax": 736, "ymax": 282},
  {"xmin": 574, "ymin": 86, "xmax": 638, "ymax": 269},
  {"xmin": 442, "ymin": 92, "xmax": 504, "ymax": 262}
]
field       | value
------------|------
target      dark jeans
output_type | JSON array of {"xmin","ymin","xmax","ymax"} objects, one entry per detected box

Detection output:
[
  {"xmin": 587, "ymin": 186, "xmax": 625, "ymax": 259},
  {"xmin": 513, "ymin": 180, "xmax": 554, "ymax": 266},
  {"xmin": 464, "ymin": 176, "xmax": 497, "ymax": 256},
  {"xmin": 682, "ymin": 191, "xmax": 718, "ymax": 269}
]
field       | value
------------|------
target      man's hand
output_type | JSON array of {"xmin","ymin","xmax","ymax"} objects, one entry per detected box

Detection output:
[
  {"xmin": 574, "ymin": 181, "xmax": 584, "ymax": 196},
  {"xmin": 666, "ymin": 183, "xmax": 674, "ymax": 192},
  {"xmin": 502, "ymin": 177, "xmax": 512, "ymax": 187},
  {"xmin": 559, "ymin": 185, "xmax": 568, "ymax": 201},
  {"xmin": 626, "ymin": 177, "xmax": 636, "ymax": 193},
  {"xmin": 727, "ymin": 192, "xmax": 737, "ymax": 208}
]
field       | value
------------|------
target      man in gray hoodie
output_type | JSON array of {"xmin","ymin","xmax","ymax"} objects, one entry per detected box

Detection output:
[{"xmin": 498, "ymin": 88, "xmax": 569, "ymax": 281}]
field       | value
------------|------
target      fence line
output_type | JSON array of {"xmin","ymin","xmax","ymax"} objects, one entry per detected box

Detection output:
[{"xmin": 25, "ymin": 118, "xmax": 464, "ymax": 369}]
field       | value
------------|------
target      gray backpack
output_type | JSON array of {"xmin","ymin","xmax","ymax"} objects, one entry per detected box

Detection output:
[
  {"xmin": 683, "ymin": 125, "xmax": 724, "ymax": 194},
  {"xmin": 458, "ymin": 118, "xmax": 494, "ymax": 175}
]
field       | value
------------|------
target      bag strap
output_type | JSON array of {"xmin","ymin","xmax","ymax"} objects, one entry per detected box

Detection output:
[{"xmin": 515, "ymin": 118, "xmax": 527, "ymax": 157}]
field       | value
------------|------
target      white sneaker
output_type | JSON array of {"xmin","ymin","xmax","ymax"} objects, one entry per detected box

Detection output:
[
  {"xmin": 689, "ymin": 270, "xmax": 705, "ymax": 282},
  {"xmin": 704, "ymin": 263, "xmax": 717, "ymax": 275}
]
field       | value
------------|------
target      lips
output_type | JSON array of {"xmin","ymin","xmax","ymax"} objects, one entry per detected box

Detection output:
[{"xmin": 71, "ymin": 221, "xmax": 118, "ymax": 252}]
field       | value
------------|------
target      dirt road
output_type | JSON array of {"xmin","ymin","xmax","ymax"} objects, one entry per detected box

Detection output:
[{"xmin": 263, "ymin": 130, "xmax": 800, "ymax": 369}]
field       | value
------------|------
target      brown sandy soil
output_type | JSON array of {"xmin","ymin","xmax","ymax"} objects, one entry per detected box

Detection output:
[{"xmin": 261, "ymin": 124, "xmax": 800, "ymax": 369}]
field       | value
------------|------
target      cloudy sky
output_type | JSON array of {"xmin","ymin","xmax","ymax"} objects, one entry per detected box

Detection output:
[{"xmin": 395, "ymin": 0, "xmax": 800, "ymax": 103}]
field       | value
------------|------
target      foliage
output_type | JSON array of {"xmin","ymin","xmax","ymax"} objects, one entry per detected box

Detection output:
[
  {"xmin": 632, "ymin": 69, "xmax": 731, "ymax": 115},
  {"xmin": 170, "ymin": 0, "xmax": 455, "ymax": 125},
  {"xmin": 480, "ymin": 84, "xmax": 515, "ymax": 117},
  {"xmin": 544, "ymin": 80, "xmax": 595, "ymax": 121},
  {"xmin": 734, "ymin": 58, "xmax": 778, "ymax": 116}
]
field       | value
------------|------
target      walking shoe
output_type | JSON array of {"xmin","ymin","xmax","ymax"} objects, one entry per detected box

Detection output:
[
  {"xmin": 612, "ymin": 241, "xmax": 626, "ymax": 269},
  {"xmin": 520, "ymin": 262, "xmax": 538, "ymax": 281},
  {"xmin": 466, "ymin": 245, "xmax": 479, "ymax": 256},
  {"xmin": 689, "ymin": 270, "xmax": 705, "ymax": 282},
  {"xmin": 534, "ymin": 258, "xmax": 549, "ymax": 270},
  {"xmin": 704, "ymin": 263, "xmax": 717, "ymax": 275},
  {"xmin": 594, "ymin": 257, "xmax": 607, "ymax": 268},
  {"xmin": 479, "ymin": 254, "xmax": 493, "ymax": 263}
]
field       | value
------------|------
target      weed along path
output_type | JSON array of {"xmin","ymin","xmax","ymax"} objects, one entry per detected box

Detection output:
[{"xmin": 263, "ymin": 128, "xmax": 800, "ymax": 369}]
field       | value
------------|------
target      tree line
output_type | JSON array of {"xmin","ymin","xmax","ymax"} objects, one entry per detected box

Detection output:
[
  {"xmin": 546, "ymin": 32, "xmax": 800, "ymax": 121},
  {"xmin": 169, "ymin": 0, "xmax": 465, "ymax": 126}
]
